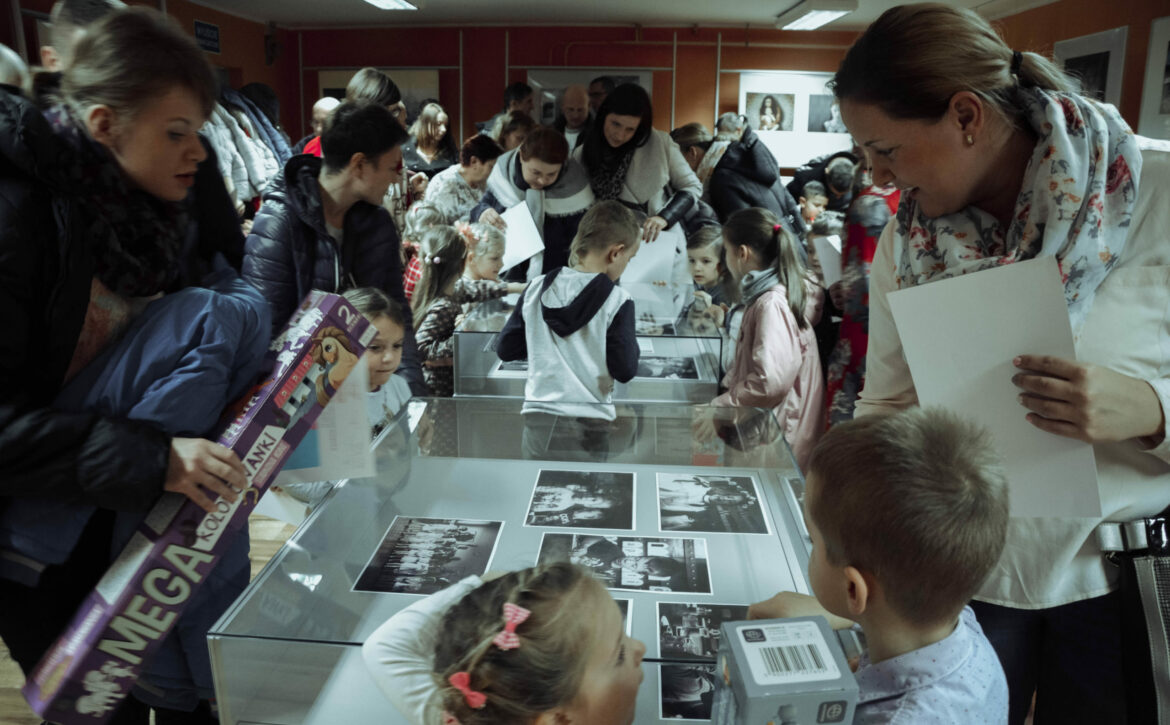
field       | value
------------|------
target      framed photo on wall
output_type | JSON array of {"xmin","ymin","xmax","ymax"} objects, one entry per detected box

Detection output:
[
  {"xmin": 1052, "ymin": 26, "xmax": 1128, "ymax": 107},
  {"xmin": 526, "ymin": 69, "xmax": 653, "ymax": 126},
  {"xmin": 737, "ymin": 72, "xmax": 853, "ymax": 169},
  {"xmin": 1138, "ymin": 16, "xmax": 1170, "ymax": 140},
  {"xmin": 317, "ymin": 69, "xmax": 441, "ymax": 120}
]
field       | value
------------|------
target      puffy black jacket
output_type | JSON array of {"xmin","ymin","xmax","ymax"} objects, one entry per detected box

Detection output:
[
  {"xmin": 0, "ymin": 88, "xmax": 172, "ymax": 509},
  {"xmin": 708, "ymin": 126, "xmax": 805, "ymax": 240},
  {"xmin": 785, "ymin": 150, "xmax": 858, "ymax": 212},
  {"xmin": 243, "ymin": 154, "xmax": 426, "ymax": 394}
]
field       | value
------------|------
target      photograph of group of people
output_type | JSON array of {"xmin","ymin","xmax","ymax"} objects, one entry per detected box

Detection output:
[{"xmin": 354, "ymin": 517, "xmax": 503, "ymax": 595}]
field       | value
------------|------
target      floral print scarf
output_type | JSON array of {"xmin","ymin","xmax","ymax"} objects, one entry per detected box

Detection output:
[{"xmin": 891, "ymin": 86, "xmax": 1141, "ymax": 336}]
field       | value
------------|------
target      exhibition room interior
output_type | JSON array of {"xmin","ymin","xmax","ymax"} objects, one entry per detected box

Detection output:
[{"xmin": 0, "ymin": 0, "xmax": 1168, "ymax": 722}]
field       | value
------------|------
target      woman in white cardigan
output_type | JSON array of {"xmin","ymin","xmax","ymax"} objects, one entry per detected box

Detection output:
[
  {"xmin": 836, "ymin": 5, "xmax": 1169, "ymax": 724},
  {"xmin": 574, "ymin": 83, "xmax": 702, "ymax": 242}
]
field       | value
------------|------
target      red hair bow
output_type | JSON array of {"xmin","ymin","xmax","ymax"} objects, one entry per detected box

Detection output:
[
  {"xmin": 491, "ymin": 602, "xmax": 531, "ymax": 650},
  {"xmin": 448, "ymin": 671, "xmax": 487, "ymax": 709}
]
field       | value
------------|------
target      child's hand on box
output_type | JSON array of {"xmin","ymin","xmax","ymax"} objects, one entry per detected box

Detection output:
[{"xmin": 748, "ymin": 591, "xmax": 855, "ymax": 630}]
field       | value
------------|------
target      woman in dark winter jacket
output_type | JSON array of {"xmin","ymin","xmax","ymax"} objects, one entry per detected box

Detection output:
[
  {"xmin": 0, "ymin": 9, "xmax": 271, "ymax": 723},
  {"xmin": 243, "ymin": 101, "xmax": 427, "ymax": 395},
  {"xmin": 705, "ymin": 123, "xmax": 805, "ymax": 239}
]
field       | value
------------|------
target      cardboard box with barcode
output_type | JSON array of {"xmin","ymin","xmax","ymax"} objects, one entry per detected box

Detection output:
[
  {"xmin": 22, "ymin": 292, "xmax": 375, "ymax": 725},
  {"xmin": 711, "ymin": 616, "xmax": 858, "ymax": 725}
]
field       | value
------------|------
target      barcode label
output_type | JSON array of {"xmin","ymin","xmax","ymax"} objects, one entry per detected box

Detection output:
[
  {"xmin": 739, "ymin": 620, "xmax": 840, "ymax": 685},
  {"xmin": 760, "ymin": 643, "xmax": 827, "ymax": 676}
]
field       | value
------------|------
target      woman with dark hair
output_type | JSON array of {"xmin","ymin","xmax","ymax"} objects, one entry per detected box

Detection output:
[
  {"xmin": 575, "ymin": 83, "xmax": 701, "ymax": 242},
  {"xmin": 0, "ymin": 8, "xmax": 272, "ymax": 721},
  {"xmin": 403, "ymin": 101, "xmax": 457, "ymax": 178},
  {"xmin": 471, "ymin": 126, "xmax": 593, "ymax": 279},
  {"xmin": 758, "ymin": 94, "xmax": 781, "ymax": 131},
  {"xmin": 425, "ymin": 133, "xmax": 505, "ymax": 225},
  {"xmin": 833, "ymin": 4, "xmax": 1169, "ymax": 722}
]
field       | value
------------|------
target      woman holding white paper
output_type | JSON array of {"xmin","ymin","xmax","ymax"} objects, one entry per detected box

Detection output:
[
  {"xmin": 471, "ymin": 126, "xmax": 593, "ymax": 279},
  {"xmin": 834, "ymin": 4, "xmax": 1170, "ymax": 723}
]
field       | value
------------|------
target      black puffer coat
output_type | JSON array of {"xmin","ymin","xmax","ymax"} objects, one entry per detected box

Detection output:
[
  {"xmin": 708, "ymin": 125, "xmax": 805, "ymax": 240},
  {"xmin": 243, "ymin": 154, "xmax": 426, "ymax": 394},
  {"xmin": 0, "ymin": 88, "xmax": 170, "ymax": 508}
]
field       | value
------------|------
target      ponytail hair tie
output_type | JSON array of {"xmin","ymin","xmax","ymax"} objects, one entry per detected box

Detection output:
[
  {"xmin": 772, "ymin": 224, "xmax": 782, "ymax": 236},
  {"xmin": 1010, "ymin": 50, "xmax": 1023, "ymax": 76},
  {"xmin": 430, "ymin": 255, "xmax": 443, "ymax": 265}
]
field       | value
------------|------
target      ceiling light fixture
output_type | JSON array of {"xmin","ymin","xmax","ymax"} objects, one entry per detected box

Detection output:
[
  {"xmin": 775, "ymin": 0, "xmax": 857, "ymax": 30},
  {"xmin": 364, "ymin": 0, "xmax": 417, "ymax": 9}
]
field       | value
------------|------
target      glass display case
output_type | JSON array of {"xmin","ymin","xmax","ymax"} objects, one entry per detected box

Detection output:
[
  {"xmin": 453, "ymin": 280, "xmax": 724, "ymax": 403},
  {"xmin": 209, "ymin": 398, "xmax": 810, "ymax": 725}
]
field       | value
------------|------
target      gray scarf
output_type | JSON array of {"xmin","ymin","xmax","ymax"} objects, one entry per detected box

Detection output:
[{"xmin": 740, "ymin": 268, "xmax": 780, "ymax": 307}]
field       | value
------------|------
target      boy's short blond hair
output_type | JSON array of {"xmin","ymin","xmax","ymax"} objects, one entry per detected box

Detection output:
[
  {"xmin": 569, "ymin": 200, "xmax": 640, "ymax": 266},
  {"xmin": 807, "ymin": 408, "xmax": 1009, "ymax": 625}
]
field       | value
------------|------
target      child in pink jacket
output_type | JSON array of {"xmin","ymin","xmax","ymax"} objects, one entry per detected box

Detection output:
[{"xmin": 706, "ymin": 207, "xmax": 824, "ymax": 469}]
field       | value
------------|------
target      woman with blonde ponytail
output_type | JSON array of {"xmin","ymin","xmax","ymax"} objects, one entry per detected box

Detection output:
[
  {"xmin": 833, "ymin": 4, "xmax": 1170, "ymax": 722},
  {"xmin": 700, "ymin": 207, "xmax": 824, "ymax": 470}
]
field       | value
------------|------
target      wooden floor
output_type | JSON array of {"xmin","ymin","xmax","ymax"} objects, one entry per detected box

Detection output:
[{"xmin": 0, "ymin": 515, "xmax": 297, "ymax": 725}]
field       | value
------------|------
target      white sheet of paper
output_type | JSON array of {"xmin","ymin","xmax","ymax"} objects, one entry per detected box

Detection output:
[
  {"xmin": 813, "ymin": 234, "xmax": 843, "ymax": 288},
  {"xmin": 887, "ymin": 257, "xmax": 1100, "ymax": 517},
  {"xmin": 274, "ymin": 361, "xmax": 375, "ymax": 487},
  {"xmin": 623, "ymin": 224, "xmax": 684, "ymax": 284},
  {"xmin": 500, "ymin": 202, "xmax": 545, "ymax": 273},
  {"xmin": 254, "ymin": 486, "xmax": 310, "ymax": 526}
]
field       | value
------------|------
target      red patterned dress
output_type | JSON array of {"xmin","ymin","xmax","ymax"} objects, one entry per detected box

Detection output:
[{"xmin": 825, "ymin": 185, "xmax": 900, "ymax": 427}]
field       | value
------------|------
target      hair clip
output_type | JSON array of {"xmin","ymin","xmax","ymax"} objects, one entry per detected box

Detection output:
[
  {"xmin": 491, "ymin": 602, "xmax": 531, "ymax": 650},
  {"xmin": 448, "ymin": 671, "xmax": 487, "ymax": 709},
  {"xmin": 431, "ymin": 255, "xmax": 443, "ymax": 264}
]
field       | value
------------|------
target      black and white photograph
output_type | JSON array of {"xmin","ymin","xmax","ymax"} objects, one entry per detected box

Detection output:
[
  {"xmin": 660, "ymin": 664, "xmax": 718, "ymax": 720},
  {"xmin": 656, "ymin": 474, "xmax": 770, "ymax": 535},
  {"xmin": 657, "ymin": 602, "xmax": 749, "ymax": 661},
  {"xmin": 636, "ymin": 356, "xmax": 699, "ymax": 380},
  {"xmin": 493, "ymin": 358, "xmax": 529, "ymax": 376},
  {"xmin": 354, "ymin": 517, "xmax": 503, "ymax": 595},
  {"xmin": 1064, "ymin": 51, "xmax": 1110, "ymax": 101},
  {"xmin": 808, "ymin": 94, "xmax": 848, "ymax": 133},
  {"xmin": 616, "ymin": 598, "xmax": 632, "ymax": 636},
  {"xmin": 744, "ymin": 92, "xmax": 795, "ymax": 132},
  {"xmin": 537, "ymin": 533, "xmax": 712, "ymax": 594},
  {"xmin": 1054, "ymin": 26, "xmax": 1128, "ymax": 106},
  {"xmin": 524, "ymin": 469, "xmax": 636, "ymax": 530},
  {"xmin": 1138, "ymin": 16, "xmax": 1170, "ymax": 139}
]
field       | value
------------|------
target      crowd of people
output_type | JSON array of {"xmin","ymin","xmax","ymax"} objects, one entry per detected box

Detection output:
[{"xmin": 0, "ymin": 1, "xmax": 1166, "ymax": 724}]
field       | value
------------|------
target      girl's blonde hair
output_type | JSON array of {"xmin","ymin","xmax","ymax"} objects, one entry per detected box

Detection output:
[
  {"xmin": 341, "ymin": 286, "xmax": 407, "ymax": 330},
  {"xmin": 723, "ymin": 208, "xmax": 810, "ymax": 328},
  {"xmin": 462, "ymin": 222, "xmax": 505, "ymax": 260},
  {"xmin": 687, "ymin": 225, "xmax": 740, "ymax": 305},
  {"xmin": 411, "ymin": 225, "xmax": 467, "ymax": 327},
  {"xmin": 404, "ymin": 204, "xmax": 446, "ymax": 242},
  {"xmin": 432, "ymin": 562, "xmax": 597, "ymax": 723},
  {"xmin": 831, "ymin": 3, "xmax": 1076, "ymax": 127}
]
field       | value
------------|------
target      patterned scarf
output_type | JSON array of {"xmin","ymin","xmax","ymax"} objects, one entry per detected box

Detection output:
[
  {"xmin": 484, "ymin": 148, "xmax": 593, "ymax": 231},
  {"xmin": 891, "ymin": 87, "xmax": 1141, "ymax": 336},
  {"xmin": 588, "ymin": 144, "xmax": 635, "ymax": 201},
  {"xmin": 44, "ymin": 105, "xmax": 186, "ymax": 296}
]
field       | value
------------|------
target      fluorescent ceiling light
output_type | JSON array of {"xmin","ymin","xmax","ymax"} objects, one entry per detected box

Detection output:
[
  {"xmin": 364, "ymin": 0, "xmax": 417, "ymax": 9},
  {"xmin": 776, "ymin": 0, "xmax": 857, "ymax": 30}
]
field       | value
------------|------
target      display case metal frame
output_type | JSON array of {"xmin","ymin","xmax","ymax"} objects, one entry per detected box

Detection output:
[{"xmin": 209, "ymin": 398, "xmax": 810, "ymax": 725}]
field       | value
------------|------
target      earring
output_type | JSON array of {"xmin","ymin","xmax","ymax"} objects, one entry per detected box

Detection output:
[{"xmin": 965, "ymin": 134, "xmax": 975, "ymax": 146}]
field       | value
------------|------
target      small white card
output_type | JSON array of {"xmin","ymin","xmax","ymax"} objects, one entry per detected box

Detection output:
[
  {"xmin": 887, "ymin": 257, "xmax": 1100, "ymax": 517},
  {"xmin": 500, "ymin": 202, "xmax": 546, "ymax": 273},
  {"xmin": 812, "ymin": 234, "xmax": 843, "ymax": 288}
]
